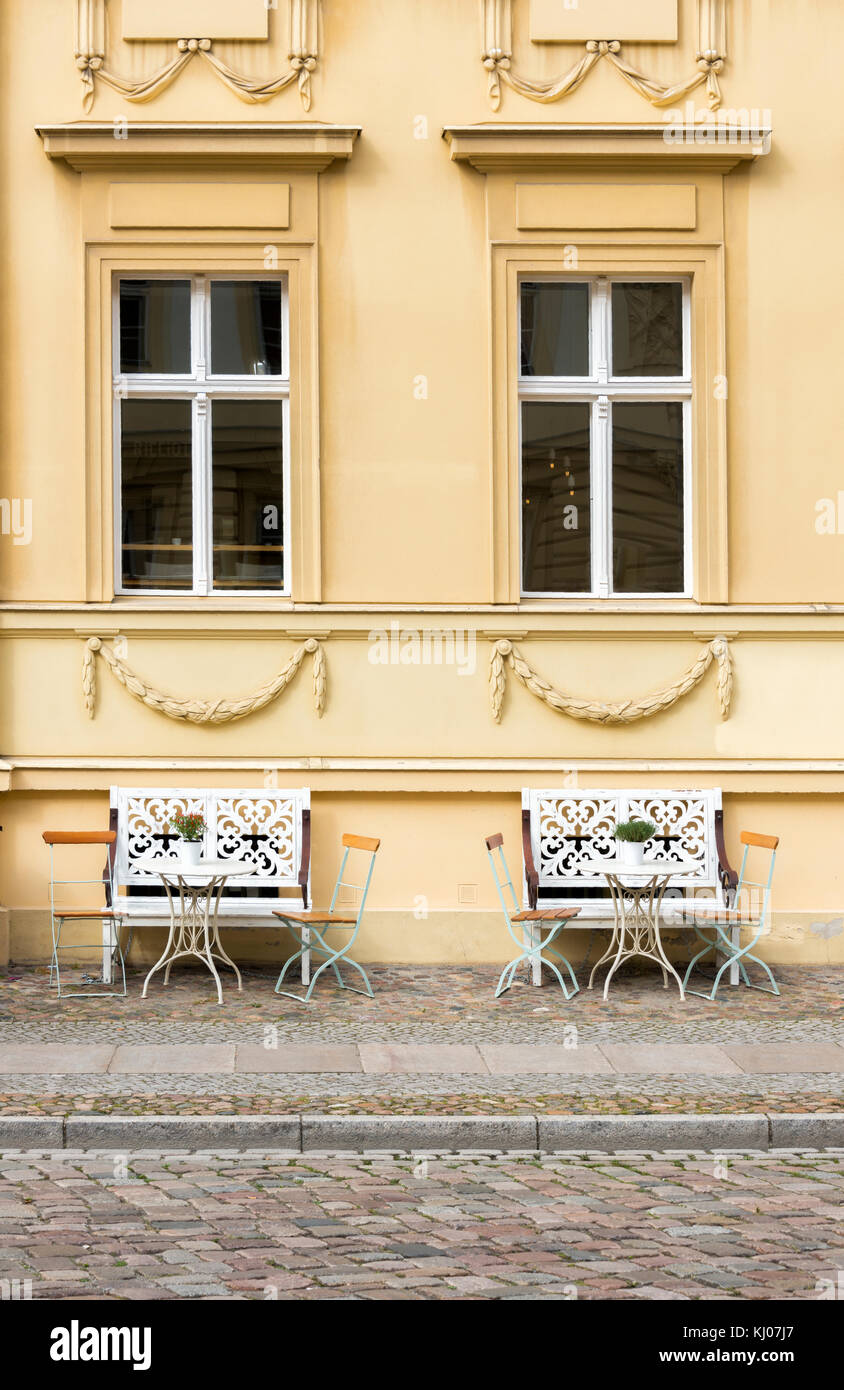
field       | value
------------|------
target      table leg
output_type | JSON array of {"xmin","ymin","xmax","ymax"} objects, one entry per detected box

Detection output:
[
  {"xmin": 588, "ymin": 877, "xmax": 629, "ymax": 996},
  {"xmin": 638, "ymin": 875, "xmax": 685, "ymax": 999},
  {"xmin": 589, "ymin": 919, "xmax": 621, "ymax": 990},
  {"xmin": 302, "ymin": 926, "xmax": 310, "ymax": 986},
  {"xmin": 649, "ymin": 886, "xmax": 686, "ymax": 1000},
  {"xmin": 602, "ymin": 908, "xmax": 630, "ymax": 1001},
  {"xmin": 142, "ymin": 877, "xmax": 180, "ymax": 998},
  {"xmin": 160, "ymin": 881, "xmax": 227, "ymax": 1004},
  {"xmin": 163, "ymin": 878, "xmax": 196, "ymax": 986},
  {"xmin": 142, "ymin": 871, "xmax": 247, "ymax": 1003},
  {"xmin": 208, "ymin": 883, "xmax": 242, "ymax": 992},
  {"xmin": 199, "ymin": 884, "xmax": 224, "ymax": 1007},
  {"xmin": 592, "ymin": 875, "xmax": 686, "ymax": 1000}
]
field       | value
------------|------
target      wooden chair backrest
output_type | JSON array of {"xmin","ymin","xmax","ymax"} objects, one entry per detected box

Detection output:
[
  {"xmin": 342, "ymin": 834, "xmax": 380, "ymax": 853},
  {"xmin": 740, "ymin": 831, "xmax": 779, "ymax": 851}
]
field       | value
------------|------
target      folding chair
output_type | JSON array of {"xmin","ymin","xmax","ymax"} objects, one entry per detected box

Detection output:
[
  {"xmin": 485, "ymin": 834, "xmax": 580, "ymax": 999},
  {"xmin": 43, "ymin": 830, "xmax": 127, "ymax": 998},
  {"xmin": 682, "ymin": 830, "xmax": 780, "ymax": 1001},
  {"xmin": 273, "ymin": 834, "xmax": 380, "ymax": 1002}
]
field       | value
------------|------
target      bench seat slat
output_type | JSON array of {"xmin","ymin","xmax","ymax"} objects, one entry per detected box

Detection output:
[{"xmin": 512, "ymin": 908, "xmax": 580, "ymax": 922}]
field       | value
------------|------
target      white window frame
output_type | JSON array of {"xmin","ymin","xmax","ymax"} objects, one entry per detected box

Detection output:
[
  {"xmin": 112, "ymin": 272, "xmax": 291, "ymax": 597},
  {"xmin": 519, "ymin": 274, "xmax": 692, "ymax": 599}
]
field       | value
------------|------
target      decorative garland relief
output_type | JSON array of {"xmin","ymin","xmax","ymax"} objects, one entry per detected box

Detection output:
[
  {"xmin": 74, "ymin": 0, "xmax": 318, "ymax": 111},
  {"xmin": 489, "ymin": 636, "xmax": 733, "ymax": 724},
  {"xmin": 80, "ymin": 633, "xmax": 733, "ymax": 729},
  {"xmin": 481, "ymin": 0, "xmax": 726, "ymax": 111},
  {"xmin": 82, "ymin": 636, "xmax": 326, "ymax": 723},
  {"xmin": 74, "ymin": 1, "xmax": 726, "ymax": 116}
]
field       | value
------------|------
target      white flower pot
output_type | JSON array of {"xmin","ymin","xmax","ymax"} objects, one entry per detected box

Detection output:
[
  {"xmin": 180, "ymin": 839, "xmax": 203, "ymax": 867},
  {"xmin": 618, "ymin": 840, "xmax": 646, "ymax": 866}
]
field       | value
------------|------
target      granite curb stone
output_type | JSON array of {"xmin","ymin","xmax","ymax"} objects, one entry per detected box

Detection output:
[
  {"xmin": 0, "ymin": 1115, "xmax": 64, "ymax": 1147},
  {"xmin": 301, "ymin": 1114, "xmax": 539, "ymax": 1151},
  {"xmin": 62, "ymin": 1114, "xmax": 302, "ymax": 1150},
  {"xmin": 768, "ymin": 1112, "xmax": 844, "ymax": 1148},
  {"xmin": 4, "ymin": 1111, "xmax": 842, "ymax": 1152},
  {"xmin": 537, "ymin": 1112, "xmax": 770, "ymax": 1152}
]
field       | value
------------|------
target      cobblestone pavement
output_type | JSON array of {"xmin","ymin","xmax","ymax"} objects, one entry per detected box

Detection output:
[
  {"xmin": 1, "ymin": 966, "xmax": 842, "ymax": 1116},
  {"xmin": 0, "ymin": 1148, "xmax": 841, "ymax": 1300},
  {"xmin": 2, "ymin": 964, "xmax": 841, "ymax": 1034}
]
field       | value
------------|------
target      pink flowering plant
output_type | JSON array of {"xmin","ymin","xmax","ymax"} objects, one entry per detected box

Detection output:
[{"xmin": 171, "ymin": 811, "xmax": 206, "ymax": 844}]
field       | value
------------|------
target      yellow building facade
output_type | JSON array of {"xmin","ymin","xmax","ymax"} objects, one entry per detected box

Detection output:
[{"xmin": 1, "ymin": 0, "xmax": 843, "ymax": 971}]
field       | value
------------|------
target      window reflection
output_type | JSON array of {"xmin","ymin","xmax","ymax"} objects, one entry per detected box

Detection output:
[
  {"xmin": 121, "ymin": 399, "xmax": 193, "ymax": 589},
  {"xmin": 522, "ymin": 401, "xmax": 591, "ymax": 592},
  {"xmin": 212, "ymin": 400, "xmax": 284, "ymax": 590}
]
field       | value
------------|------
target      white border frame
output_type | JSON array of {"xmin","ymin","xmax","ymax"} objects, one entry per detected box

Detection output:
[
  {"xmin": 519, "ymin": 274, "xmax": 693, "ymax": 600},
  {"xmin": 110, "ymin": 784, "xmax": 311, "ymax": 920},
  {"xmin": 522, "ymin": 785, "xmax": 724, "ymax": 917},
  {"xmin": 112, "ymin": 272, "xmax": 292, "ymax": 598}
]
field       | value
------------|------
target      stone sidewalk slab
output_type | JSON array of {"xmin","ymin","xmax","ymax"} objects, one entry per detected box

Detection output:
[
  {"xmin": 108, "ymin": 1045, "xmax": 235, "ymax": 1074},
  {"xmin": 0, "ymin": 1045, "xmax": 114, "ymax": 1074},
  {"xmin": 1, "ymin": 1040, "xmax": 843, "ymax": 1078},
  {"xmin": 479, "ymin": 1045, "xmax": 612, "ymax": 1074},
  {"xmin": 598, "ymin": 1044, "xmax": 742, "ymax": 1075},
  {"xmin": 359, "ymin": 1045, "xmax": 489, "ymax": 1074},
  {"xmin": 235, "ymin": 1044, "xmax": 362, "ymax": 1073},
  {"xmin": 723, "ymin": 1043, "xmax": 844, "ymax": 1074}
]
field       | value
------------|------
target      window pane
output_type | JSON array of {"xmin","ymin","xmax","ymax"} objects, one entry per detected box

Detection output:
[
  {"xmin": 522, "ymin": 402, "xmax": 591, "ymax": 593},
  {"xmin": 521, "ymin": 282, "xmax": 589, "ymax": 377},
  {"xmin": 119, "ymin": 280, "xmax": 190, "ymax": 374},
  {"xmin": 212, "ymin": 400, "xmax": 284, "ymax": 590},
  {"xmin": 120, "ymin": 400, "xmax": 193, "ymax": 590},
  {"xmin": 210, "ymin": 281, "xmax": 282, "ymax": 376},
  {"xmin": 611, "ymin": 283, "xmax": 683, "ymax": 377},
  {"xmin": 612, "ymin": 402, "xmax": 684, "ymax": 593}
]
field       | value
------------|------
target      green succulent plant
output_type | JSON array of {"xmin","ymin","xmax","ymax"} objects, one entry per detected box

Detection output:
[{"xmin": 613, "ymin": 819, "xmax": 656, "ymax": 843}]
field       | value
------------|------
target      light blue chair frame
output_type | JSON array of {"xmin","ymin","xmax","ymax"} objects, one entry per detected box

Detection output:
[
  {"xmin": 485, "ymin": 834, "xmax": 580, "ymax": 999},
  {"xmin": 44, "ymin": 830, "xmax": 127, "ymax": 999},
  {"xmin": 683, "ymin": 831, "xmax": 779, "ymax": 1001},
  {"xmin": 273, "ymin": 834, "xmax": 379, "ymax": 1002}
]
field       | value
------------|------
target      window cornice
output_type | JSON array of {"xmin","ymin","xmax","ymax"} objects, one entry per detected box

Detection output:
[
  {"xmin": 36, "ymin": 122, "xmax": 361, "ymax": 173},
  {"xmin": 443, "ymin": 123, "xmax": 771, "ymax": 174}
]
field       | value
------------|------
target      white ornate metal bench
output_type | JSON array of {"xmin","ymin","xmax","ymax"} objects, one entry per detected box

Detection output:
[
  {"xmin": 521, "ymin": 786, "xmax": 739, "ymax": 984},
  {"xmin": 104, "ymin": 785, "xmax": 311, "ymax": 984}
]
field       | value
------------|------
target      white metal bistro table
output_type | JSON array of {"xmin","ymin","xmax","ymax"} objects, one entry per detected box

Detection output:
[
  {"xmin": 581, "ymin": 856, "xmax": 700, "ymax": 1000},
  {"xmin": 135, "ymin": 858, "xmax": 255, "ymax": 1005}
]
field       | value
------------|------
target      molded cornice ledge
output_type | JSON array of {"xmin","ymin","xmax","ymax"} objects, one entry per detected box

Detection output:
[
  {"xmin": 36, "ymin": 122, "xmax": 361, "ymax": 172},
  {"xmin": 443, "ymin": 124, "xmax": 772, "ymax": 173}
]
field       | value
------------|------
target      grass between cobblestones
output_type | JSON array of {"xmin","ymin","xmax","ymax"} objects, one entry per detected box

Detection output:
[{"xmin": 1, "ymin": 1093, "xmax": 842, "ymax": 1117}]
